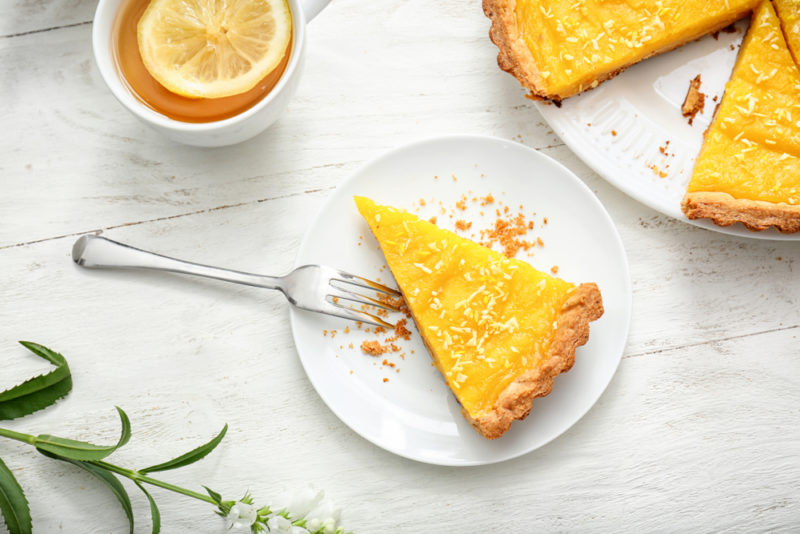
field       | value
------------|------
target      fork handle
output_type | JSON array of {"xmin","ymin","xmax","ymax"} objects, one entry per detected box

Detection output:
[{"xmin": 72, "ymin": 235, "xmax": 283, "ymax": 291}]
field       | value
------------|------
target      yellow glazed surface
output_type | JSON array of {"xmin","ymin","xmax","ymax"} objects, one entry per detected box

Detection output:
[
  {"xmin": 355, "ymin": 196, "xmax": 574, "ymax": 418},
  {"xmin": 513, "ymin": 0, "xmax": 758, "ymax": 98},
  {"xmin": 687, "ymin": 0, "xmax": 800, "ymax": 206},
  {"xmin": 774, "ymin": 0, "xmax": 800, "ymax": 65}
]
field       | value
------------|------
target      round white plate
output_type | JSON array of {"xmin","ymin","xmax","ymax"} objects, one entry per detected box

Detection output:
[
  {"xmin": 290, "ymin": 135, "xmax": 632, "ymax": 466},
  {"xmin": 536, "ymin": 21, "xmax": 799, "ymax": 241}
]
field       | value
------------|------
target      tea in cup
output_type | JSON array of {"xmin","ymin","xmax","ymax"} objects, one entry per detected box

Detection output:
[{"xmin": 93, "ymin": 0, "xmax": 329, "ymax": 146}]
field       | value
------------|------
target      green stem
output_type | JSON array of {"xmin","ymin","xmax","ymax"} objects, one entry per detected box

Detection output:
[
  {"xmin": 0, "ymin": 427, "xmax": 36, "ymax": 445},
  {"xmin": 91, "ymin": 460, "xmax": 217, "ymax": 505},
  {"xmin": 0, "ymin": 428, "xmax": 219, "ymax": 506}
]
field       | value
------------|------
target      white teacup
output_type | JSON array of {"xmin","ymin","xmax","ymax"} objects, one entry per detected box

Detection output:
[{"xmin": 93, "ymin": 0, "xmax": 330, "ymax": 147}]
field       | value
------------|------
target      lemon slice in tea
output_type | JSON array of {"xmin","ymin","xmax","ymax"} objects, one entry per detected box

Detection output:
[{"xmin": 137, "ymin": 0, "xmax": 292, "ymax": 99}]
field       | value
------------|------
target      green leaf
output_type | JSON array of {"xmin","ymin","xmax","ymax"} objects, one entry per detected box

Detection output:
[
  {"xmin": 140, "ymin": 424, "xmax": 227, "ymax": 474},
  {"xmin": 0, "ymin": 342, "xmax": 73, "ymax": 420},
  {"xmin": 34, "ymin": 407, "xmax": 132, "ymax": 461},
  {"xmin": 0, "ymin": 457, "xmax": 32, "ymax": 534},
  {"xmin": 204, "ymin": 486, "xmax": 223, "ymax": 505},
  {"xmin": 40, "ymin": 452, "xmax": 134, "ymax": 534},
  {"xmin": 135, "ymin": 482, "xmax": 160, "ymax": 534}
]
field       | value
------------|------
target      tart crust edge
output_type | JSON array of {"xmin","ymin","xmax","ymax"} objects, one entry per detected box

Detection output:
[
  {"xmin": 681, "ymin": 191, "xmax": 800, "ymax": 233},
  {"xmin": 466, "ymin": 282, "xmax": 604, "ymax": 440},
  {"xmin": 482, "ymin": 0, "xmax": 550, "ymax": 99}
]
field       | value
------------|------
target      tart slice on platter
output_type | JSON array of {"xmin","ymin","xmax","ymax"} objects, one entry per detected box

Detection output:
[
  {"xmin": 682, "ymin": 0, "xmax": 800, "ymax": 233},
  {"xmin": 483, "ymin": 0, "xmax": 758, "ymax": 101},
  {"xmin": 354, "ymin": 196, "xmax": 603, "ymax": 439}
]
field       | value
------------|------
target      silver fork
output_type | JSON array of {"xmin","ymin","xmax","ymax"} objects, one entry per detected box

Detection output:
[{"xmin": 71, "ymin": 235, "xmax": 403, "ymax": 328}]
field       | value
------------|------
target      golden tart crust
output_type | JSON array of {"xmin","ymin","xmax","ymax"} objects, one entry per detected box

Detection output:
[
  {"xmin": 682, "ymin": 192, "xmax": 800, "ymax": 233},
  {"xmin": 354, "ymin": 196, "xmax": 603, "ymax": 440},
  {"xmin": 483, "ymin": 0, "xmax": 551, "ymax": 100},
  {"xmin": 483, "ymin": 0, "xmax": 756, "ymax": 102},
  {"xmin": 463, "ymin": 283, "xmax": 603, "ymax": 439}
]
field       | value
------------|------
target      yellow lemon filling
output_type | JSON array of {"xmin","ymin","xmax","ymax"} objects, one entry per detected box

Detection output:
[
  {"xmin": 774, "ymin": 0, "xmax": 800, "ymax": 65},
  {"xmin": 513, "ymin": 0, "xmax": 757, "ymax": 98}
]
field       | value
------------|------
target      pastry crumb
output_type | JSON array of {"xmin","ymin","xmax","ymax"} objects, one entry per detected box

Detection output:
[
  {"xmin": 647, "ymin": 162, "xmax": 669, "ymax": 178},
  {"xmin": 394, "ymin": 318, "xmax": 412, "ymax": 340},
  {"xmin": 479, "ymin": 213, "xmax": 537, "ymax": 258},
  {"xmin": 682, "ymin": 74, "xmax": 706, "ymax": 125},
  {"xmin": 361, "ymin": 340, "xmax": 388, "ymax": 356}
]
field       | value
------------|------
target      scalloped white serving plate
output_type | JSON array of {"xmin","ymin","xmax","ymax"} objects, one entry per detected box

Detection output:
[
  {"xmin": 290, "ymin": 135, "xmax": 631, "ymax": 466},
  {"xmin": 536, "ymin": 20, "xmax": 799, "ymax": 241}
]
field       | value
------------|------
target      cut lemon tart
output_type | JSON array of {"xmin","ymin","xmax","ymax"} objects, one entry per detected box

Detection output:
[
  {"xmin": 483, "ymin": 0, "xmax": 758, "ymax": 101},
  {"xmin": 682, "ymin": 0, "xmax": 800, "ymax": 233},
  {"xmin": 355, "ymin": 196, "xmax": 603, "ymax": 439}
]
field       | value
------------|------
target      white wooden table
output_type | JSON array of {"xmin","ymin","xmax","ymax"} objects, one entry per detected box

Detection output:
[{"xmin": 2, "ymin": 0, "xmax": 799, "ymax": 532}]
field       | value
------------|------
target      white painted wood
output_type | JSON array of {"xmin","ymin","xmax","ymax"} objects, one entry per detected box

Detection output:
[
  {"xmin": 0, "ymin": 0, "xmax": 559, "ymax": 248},
  {"xmin": 0, "ymin": 0, "xmax": 94, "ymax": 38},
  {"xmin": 1, "ymin": 0, "xmax": 799, "ymax": 532}
]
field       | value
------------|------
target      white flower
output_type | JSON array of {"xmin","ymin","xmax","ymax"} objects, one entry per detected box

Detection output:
[
  {"xmin": 226, "ymin": 501, "xmax": 258, "ymax": 531},
  {"xmin": 267, "ymin": 486, "xmax": 346, "ymax": 533},
  {"xmin": 272, "ymin": 486, "xmax": 325, "ymax": 520},
  {"xmin": 304, "ymin": 497, "xmax": 342, "ymax": 534},
  {"xmin": 267, "ymin": 515, "xmax": 310, "ymax": 534}
]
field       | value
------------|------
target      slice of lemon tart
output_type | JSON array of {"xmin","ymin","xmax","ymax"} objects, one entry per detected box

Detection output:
[
  {"xmin": 483, "ymin": 0, "xmax": 758, "ymax": 101},
  {"xmin": 682, "ymin": 0, "xmax": 800, "ymax": 233},
  {"xmin": 355, "ymin": 196, "xmax": 603, "ymax": 439}
]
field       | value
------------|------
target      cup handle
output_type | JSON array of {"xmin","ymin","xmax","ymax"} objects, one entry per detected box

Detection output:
[{"xmin": 300, "ymin": 0, "xmax": 331, "ymax": 21}]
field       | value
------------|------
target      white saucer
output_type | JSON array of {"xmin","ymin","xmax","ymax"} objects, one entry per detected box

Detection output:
[
  {"xmin": 290, "ymin": 135, "xmax": 632, "ymax": 465},
  {"xmin": 536, "ymin": 21, "xmax": 800, "ymax": 241}
]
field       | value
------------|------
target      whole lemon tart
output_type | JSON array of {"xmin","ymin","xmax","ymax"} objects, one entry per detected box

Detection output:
[
  {"xmin": 682, "ymin": 0, "xmax": 800, "ymax": 233},
  {"xmin": 483, "ymin": 0, "xmax": 758, "ymax": 101},
  {"xmin": 355, "ymin": 196, "xmax": 603, "ymax": 439}
]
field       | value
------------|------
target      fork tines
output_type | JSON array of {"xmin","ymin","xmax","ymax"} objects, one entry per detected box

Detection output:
[{"xmin": 327, "ymin": 270, "xmax": 404, "ymax": 328}]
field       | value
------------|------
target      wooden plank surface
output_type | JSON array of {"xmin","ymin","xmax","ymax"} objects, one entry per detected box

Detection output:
[
  {"xmin": 0, "ymin": 0, "xmax": 94, "ymax": 38},
  {"xmin": 1, "ymin": 0, "xmax": 799, "ymax": 532}
]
